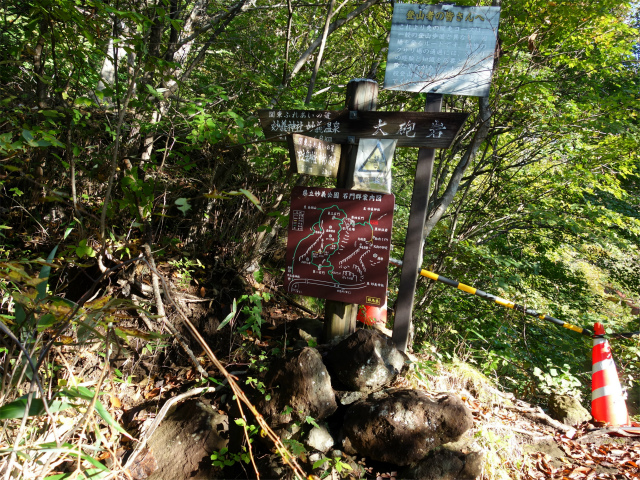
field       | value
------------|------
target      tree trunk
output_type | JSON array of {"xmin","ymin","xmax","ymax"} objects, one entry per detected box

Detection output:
[{"xmin": 423, "ymin": 96, "xmax": 493, "ymax": 238}]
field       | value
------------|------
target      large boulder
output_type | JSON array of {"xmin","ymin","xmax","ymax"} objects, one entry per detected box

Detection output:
[
  {"xmin": 146, "ymin": 400, "xmax": 228, "ymax": 480},
  {"xmin": 341, "ymin": 391, "xmax": 473, "ymax": 466},
  {"xmin": 258, "ymin": 347, "xmax": 337, "ymax": 426},
  {"xmin": 400, "ymin": 449, "xmax": 483, "ymax": 480},
  {"xmin": 548, "ymin": 393, "xmax": 592, "ymax": 426},
  {"xmin": 324, "ymin": 329, "xmax": 407, "ymax": 393}
]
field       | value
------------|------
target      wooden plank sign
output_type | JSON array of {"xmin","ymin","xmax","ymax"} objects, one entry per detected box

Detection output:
[
  {"xmin": 257, "ymin": 109, "xmax": 468, "ymax": 148},
  {"xmin": 287, "ymin": 134, "xmax": 341, "ymax": 177},
  {"xmin": 258, "ymin": 109, "xmax": 343, "ymax": 143}
]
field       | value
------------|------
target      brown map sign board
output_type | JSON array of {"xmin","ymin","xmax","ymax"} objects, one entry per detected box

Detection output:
[
  {"xmin": 258, "ymin": 109, "xmax": 468, "ymax": 148},
  {"xmin": 287, "ymin": 134, "xmax": 341, "ymax": 177},
  {"xmin": 285, "ymin": 186, "xmax": 394, "ymax": 307}
]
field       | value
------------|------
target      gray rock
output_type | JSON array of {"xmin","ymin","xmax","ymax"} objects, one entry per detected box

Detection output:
[
  {"xmin": 401, "ymin": 449, "xmax": 483, "ymax": 480},
  {"xmin": 147, "ymin": 400, "xmax": 228, "ymax": 480},
  {"xmin": 305, "ymin": 424, "xmax": 335, "ymax": 453},
  {"xmin": 274, "ymin": 422, "xmax": 302, "ymax": 442},
  {"xmin": 335, "ymin": 390, "xmax": 368, "ymax": 406},
  {"xmin": 324, "ymin": 329, "xmax": 407, "ymax": 393},
  {"xmin": 294, "ymin": 317, "xmax": 324, "ymax": 348},
  {"xmin": 295, "ymin": 317, "xmax": 324, "ymax": 340},
  {"xmin": 341, "ymin": 390, "xmax": 473, "ymax": 466},
  {"xmin": 548, "ymin": 393, "xmax": 592, "ymax": 426},
  {"xmin": 258, "ymin": 348, "xmax": 337, "ymax": 426}
]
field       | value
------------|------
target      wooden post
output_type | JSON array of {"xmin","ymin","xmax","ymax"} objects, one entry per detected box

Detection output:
[
  {"xmin": 323, "ymin": 79, "xmax": 379, "ymax": 343},
  {"xmin": 392, "ymin": 93, "xmax": 443, "ymax": 352}
]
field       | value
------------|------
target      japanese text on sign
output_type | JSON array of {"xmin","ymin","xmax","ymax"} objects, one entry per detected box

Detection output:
[
  {"xmin": 384, "ymin": 4, "xmax": 501, "ymax": 97},
  {"xmin": 285, "ymin": 187, "xmax": 395, "ymax": 306},
  {"xmin": 289, "ymin": 134, "xmax": 341, "ymax": 177},
  {"xmin": 258, "ymin": 109, "xmax": 469, "ymax": 148}
]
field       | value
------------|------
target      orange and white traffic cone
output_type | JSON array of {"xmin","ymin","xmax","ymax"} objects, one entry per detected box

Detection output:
[
  {"xmin": 357, "ymin": 297, "xmax": 387, "ymax": 326},
  {"xmin": 591, "ymin": 322, "xmax": 629, "ymax": 426}
]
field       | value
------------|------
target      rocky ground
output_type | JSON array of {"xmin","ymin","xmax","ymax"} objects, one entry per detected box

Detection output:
[
  {"xmin": 98, "ymin": 285, "xmax": 639, "ymax": 480},
  {"xmin": 21, "ymin": 263, "xmax": 637, "ymax": 480}
]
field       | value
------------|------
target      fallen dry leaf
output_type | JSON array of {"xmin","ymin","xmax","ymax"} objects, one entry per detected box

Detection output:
[
  {"xmin": 145, "ymin": 387, "xmax": 161, "ymax": 399},
  {"xmin": 109, "ymin": 394, "xmax": 122, "ymax": 409}
]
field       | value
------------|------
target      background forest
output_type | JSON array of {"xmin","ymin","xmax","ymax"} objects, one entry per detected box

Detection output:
[{"xmin": 1, "ymin": 0, "xmax": 640, "ymax": 478}]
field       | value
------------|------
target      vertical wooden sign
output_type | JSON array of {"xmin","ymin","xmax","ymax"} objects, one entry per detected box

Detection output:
[{"xmin": 323, "ymin": 79, "xmax": 379, "ymax": 342}]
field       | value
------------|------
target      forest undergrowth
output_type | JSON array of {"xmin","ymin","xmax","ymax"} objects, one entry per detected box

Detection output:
[
  {"xmin": 0, "ymin": 242, "xmax": 639, "ymax": 479},
  {"xmin": 2, "ymin": 0, "xmax": 640, "ymax": 477}
]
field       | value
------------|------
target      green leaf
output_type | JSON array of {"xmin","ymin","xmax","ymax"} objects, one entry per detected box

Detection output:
[
  {"xmin": 145, "ymin": 84, "xmax": 162, "ymax": 99},
  {"xmin": 37, "ymin": 313, "xmax": 58, "ymax": 331},
  {"xmin": 175, "ymin": 197, "xmax": 191, "ymax": 216},
  {"xmin": 37, "ymin": 245, "xmax": 58, "ymax": 301},
  {"xmin": 114, "ymin": 327, "xmax": 165, "ymax": 341},
  {"xmin": 217, "ymin": 298, "xmax": 237, "ymax": 330},
  {"xmin": 229, "ymin": 188, "xmax": 262, "ymax": 212},
  {"xmin": 312, "ymin": 457, "xmax": 329, "ymax": 469},
  {"xmin": 0, "ymin": 397, "xmax": 72, "ymax": 419},
  {"xmin": 305, "ymin": 416, "xmax": 319, "ymax": 428},
  {"xmin": 76, "ymin": 239, "xmax": 96, "ymax": 258},
  {"xmin": 22, "ymin": 129, "xmax": 34, "ymax": 142}
]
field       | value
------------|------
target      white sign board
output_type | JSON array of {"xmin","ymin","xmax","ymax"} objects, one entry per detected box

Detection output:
[
  {"xmin": 288, "ymin": 134, "xmax": 341, "ymax": 177},
  {"xmin": 352, "ymin": 139, "xmax": 397, "ymax": 193},
  {"xmin": 384, "ymin": 3, "xmax": 501, "ymax": 97}
]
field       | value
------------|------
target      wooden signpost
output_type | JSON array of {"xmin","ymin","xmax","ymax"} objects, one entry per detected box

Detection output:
[
  {"xmin": 258, "ymin": 79, "xmax": 469, "ymax": 343},
  {"xmin": 392, "ymin": 92, "xmax": 442, "ymax": 352},
  {"xmin": 325, "ymin": 79, "xmax": 379, "ymax": 340},
  {"xmin": 387, "ymin": 2, "xmax": 501, "ymax": 352},
  {"xmin": 258, "ymin": 1, "xmax": 501, "ymax": 352}
]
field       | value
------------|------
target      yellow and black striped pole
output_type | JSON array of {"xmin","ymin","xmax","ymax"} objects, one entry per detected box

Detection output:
[{"xmin": 389, "ymin": 258, "xmax": 593, "ymax": 338}]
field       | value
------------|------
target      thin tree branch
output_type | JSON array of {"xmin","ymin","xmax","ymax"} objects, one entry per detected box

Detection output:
[
  {"xmin": 305, "ymin": 0, "xmax": 336, "ymax": 104},
  {"xmin": 424, "ymin": 96, "xmax": 493, "ymax": 238}
]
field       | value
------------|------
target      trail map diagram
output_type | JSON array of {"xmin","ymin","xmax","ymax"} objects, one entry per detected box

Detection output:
[{"xmin": 285, "ymin": 187, "xmax": 394, "ymax": 306}]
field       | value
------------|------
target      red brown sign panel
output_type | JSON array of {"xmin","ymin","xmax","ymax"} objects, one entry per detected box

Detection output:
[
  {"xmin": 285, "ymin": 186, "xmax": 394, "ymax": 306},
  {"xmin": 258, "ymin": 109, "xmax": 468, "ymax": 148}
]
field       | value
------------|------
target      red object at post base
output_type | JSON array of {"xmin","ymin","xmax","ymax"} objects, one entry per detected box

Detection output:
[
  {"xmin": 357, "ymin": 299, "xmax": 387, "ymax": 326},
  {"xmin": 591, "ymin": 322, "xmax": 629, "ymax": 426}
]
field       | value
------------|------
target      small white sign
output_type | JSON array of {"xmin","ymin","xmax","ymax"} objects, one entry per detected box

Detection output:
[
  {"xmin": 353, "ymin": 139, "xmax": 397, "ymax": 193},
  {"xmin": 288, "ymin": 134, "xmax": 341, "ymax": 177},
  {"xmin": 384, "ymin": 3, "xmax": 501, "ymax": 97}
]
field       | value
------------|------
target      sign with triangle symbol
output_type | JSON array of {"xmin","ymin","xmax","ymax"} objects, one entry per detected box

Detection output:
[{"xmin": 360, "ymin": 141, "xmax": 387, "ymax": 172}]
